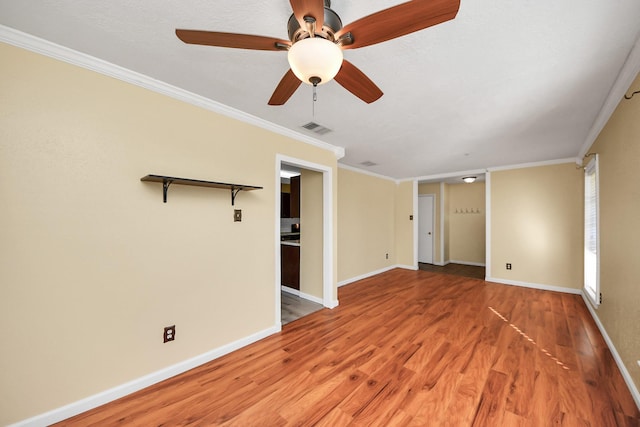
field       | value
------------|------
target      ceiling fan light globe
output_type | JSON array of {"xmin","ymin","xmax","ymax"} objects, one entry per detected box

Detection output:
[{"xmin": 287, "ymin": 38, "xmax": 343, "ymax": 85}]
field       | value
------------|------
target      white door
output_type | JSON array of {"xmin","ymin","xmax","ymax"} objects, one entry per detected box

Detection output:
[{"xmin": 418, "ymin": 195, "xmax": 434, "ymax": 264}]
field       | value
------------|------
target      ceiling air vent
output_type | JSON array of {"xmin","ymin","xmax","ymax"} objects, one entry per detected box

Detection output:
[
  {"xmin": 302, "ymin": 121, "xmax": 332, "ymax": 135},
  {"xmin": 360, "ymin": 161, "xmax": 377, "ymax": 167}
]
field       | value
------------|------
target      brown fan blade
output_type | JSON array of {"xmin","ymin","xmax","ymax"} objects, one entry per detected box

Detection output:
[
  {"xmin": 336, "ymin": 0, "xmax": 460, "ymax": 50},
  {"xmin": 290, "ymin": 0, "xmax": 324, "ymax": 32},
  {"xmin": 176, "ymin": 29, "xmax": 290, "ymax": 51},
  {"xmin": 268, "ymin": 69, "xmax": 303, "ymax": 105},
  {"xmin": 334, "ymin": 60, "xmax": 383, "ymax": 104}
]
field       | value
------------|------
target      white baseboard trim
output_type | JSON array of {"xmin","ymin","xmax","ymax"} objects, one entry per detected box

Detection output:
[
  {"xmin": 581, "ymin": 293, "xmax": 640, "ymax": 410},
  {"xmin": 10, "ymin": 325, "xmax": 280, "ymax": 427},
  {"xmin": 338, "ymin": 264, "xmax": 418, "ymax": 288},
  {"xmin": 338, "ymin": 265, "xmax": 396, "ymax": 287},
  {"xmin": 281, "ymin": 286, "xmax": 326, "ymax": 306},
  {"xmin": 448, "ymin": 260, "xmax": 486, "ymax": 267},
  {"xmin": 396, "ymin": 264, "xmax": 418, "ymax": 271},
  {"xmin": 422, "ymin": 261, "xmax": 484, "ymax": 267},
  {"xmin": 300, "ymin": 292, "xmax": 324, "ymax": 305},
  {"xmin": 281, "ymin": 285, "xmax": 300, "ymax": 296},
  {"xmin": 485, "ymin": 277, "xmax": 582, "ymax": 295}
]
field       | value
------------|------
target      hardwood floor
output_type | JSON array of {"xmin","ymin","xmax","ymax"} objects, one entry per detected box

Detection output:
[{"xmin": 57, "ymin": 269, "xmax": 639, "ymax": 426}]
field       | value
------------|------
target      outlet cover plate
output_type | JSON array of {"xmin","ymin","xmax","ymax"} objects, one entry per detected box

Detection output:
[{"xmin": 164, "ymin": 325, "xmax": 176, "ymax": 343}]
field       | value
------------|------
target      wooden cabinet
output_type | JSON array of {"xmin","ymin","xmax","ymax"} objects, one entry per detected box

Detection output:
[
  {"xmin": 280, "ymin": 175, "xmax": 300, "ymax": 218},
  {"xmin": 281, "ymin": 192, "xmax": 291, "ymax": 218},
  {"xmin": 290, "ymin": 175, "xmax": 300, "ymax": 218},
  {"xmin": 281, "ymin": 244, "xmax": 300, "ymax": 290}
]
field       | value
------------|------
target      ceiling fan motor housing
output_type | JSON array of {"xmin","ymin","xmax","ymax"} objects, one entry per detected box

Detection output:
[{"xmin": 287, "ymin": 6, "xmax": 343, "ymax": 43}]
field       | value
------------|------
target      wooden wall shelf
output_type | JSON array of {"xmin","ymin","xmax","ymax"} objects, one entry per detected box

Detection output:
[{"xmin": 141, "ymin": 174, "xmax": 262, "ymax": 205}]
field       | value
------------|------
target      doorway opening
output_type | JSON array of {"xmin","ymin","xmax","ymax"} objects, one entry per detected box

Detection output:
[
  {"xmin": 276, "ymin": 155, "xmax": 335, "ymax": 328},
  {"xmin": 416, "ymin": 175, "xmax": 486, "ymax": 269}
]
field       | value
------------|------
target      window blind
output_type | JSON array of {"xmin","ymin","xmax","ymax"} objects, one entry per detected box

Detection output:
[{"xmin": 584, "ymin": 155, "xmax": 599, "ymax": 306}]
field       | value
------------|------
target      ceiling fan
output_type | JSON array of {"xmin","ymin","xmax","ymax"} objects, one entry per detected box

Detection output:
[{"xmin": 176, "ymin": 0, "xmax": 460, "ymax": 105}]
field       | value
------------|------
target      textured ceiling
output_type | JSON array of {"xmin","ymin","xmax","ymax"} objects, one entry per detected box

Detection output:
[{"xmin": 1, "ymin": 0, "xmax": 639, "ymax": 180}]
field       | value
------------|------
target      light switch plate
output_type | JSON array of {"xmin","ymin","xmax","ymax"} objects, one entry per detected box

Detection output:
[{"xmin": 234, "ymin": 209, "xmax": 242, "ymax": 222}]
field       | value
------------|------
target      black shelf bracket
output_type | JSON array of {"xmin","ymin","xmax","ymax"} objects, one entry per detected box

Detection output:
[
  {"xmin": 230, "ymin": 186, "xmax": 243, "ymax": 206},
  {"xmin": 141, "ymin": 174, "xmax": 262, "ymax": 206},
  {"xmin": 162, "ymin": 179, "xmax": 172, "ymax": 203}
]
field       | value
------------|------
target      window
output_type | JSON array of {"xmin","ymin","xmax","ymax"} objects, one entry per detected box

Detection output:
[{"xmin": 584, "ymin": 155, "xmax": 600, "ymax": 307}]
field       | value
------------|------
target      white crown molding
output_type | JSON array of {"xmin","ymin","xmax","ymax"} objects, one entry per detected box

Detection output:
[
  {"xmin": 0, "ymin": 25, "xmax": 345, "ymax": 160},
  {"xmin": 578, "ymin": 35, "xmax": 640, "ymax": 159},
  {"xmin": 409, "ymin": 168, "xmax": 488, "ymax": 184},
  {"xmin": 350, "ymin": 157, "xmax": 581, "ymax": 184},
  {"xmin": 486, "ymin": 157, "xmax": 579, "ymax": 172},
  {"xmin": 338, "ymin": 163, "xmax": 400, "ymax": 183}
]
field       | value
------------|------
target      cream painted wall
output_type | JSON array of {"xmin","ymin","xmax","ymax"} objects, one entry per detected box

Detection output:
[
  {"xmin": 0, "ymin": 43, "xmax": 338, "ymax": 425},
  {"xmin": 448, "ymin": 182, "xmax": 486, "ymax": 265},
  {"xmin": 418, "ymin": 183, "xmax": 442, "ymax": 264},
  {"xmin": 586, "ymin": 72, "xmax": 640, "ymax": 391},
  {"xmin": 300, "ymin": 169, "xmax": 323, "ymax": 298},
  {"xmin": 489, "ymin": 163, "xmax": 583, "ymax": 289},
  {"xmin": 337, "ymin": 168, "xmax": 396, "ymax": 282},
  {"xmin": 395, "ymin": 181, "xmax": 414, "ymax": 267}
]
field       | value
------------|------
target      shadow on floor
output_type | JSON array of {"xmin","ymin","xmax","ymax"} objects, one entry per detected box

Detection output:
[{"xmin": 418, "ymin": 262, "xmax": 485, "ymax": 280}]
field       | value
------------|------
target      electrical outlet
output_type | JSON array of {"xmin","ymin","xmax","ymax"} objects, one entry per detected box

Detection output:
[
  {"xmin": 386, "ymin": 253, "xmax": 389, "ymax": 259},
  {"xmin": 506, "ymin": 263, "xmax": 512, "ymax": 270},
  {"xmin": 409, "ymin": 215, "xmax": 413, "ymax": 220},
  {"xmin": 164, "ymin": 325, "xmax": 175, "ymax": 343},
  {"xmin": 234, "ymin": 209, "xmax": 242, "ymax": 222}
]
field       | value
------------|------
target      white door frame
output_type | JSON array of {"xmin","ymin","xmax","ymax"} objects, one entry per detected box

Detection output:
[{"xmin": 275, "ymin": 155, "xmax": 336, "ymax": 329}]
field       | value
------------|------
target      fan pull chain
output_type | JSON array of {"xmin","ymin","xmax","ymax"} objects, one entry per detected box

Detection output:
[
  {"xmin": 312, "ymin": 85, "xmax": 317, "ymax": 116},
  {"xmin": 309, "ymin": 77, "xmax": 321, "ymax": 117}
]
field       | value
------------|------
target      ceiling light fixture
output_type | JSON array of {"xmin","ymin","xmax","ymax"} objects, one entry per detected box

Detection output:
[
  {"xmin": 288, "ymin": 38, "xmax": 343, "ymax": 86},
  {"xmin": 280, "ymin": 170, "xmax": 301, "ymax": 179},
  {"xmin": 462, "ymin": 176, "xmax": 476, "ymax": 183}
]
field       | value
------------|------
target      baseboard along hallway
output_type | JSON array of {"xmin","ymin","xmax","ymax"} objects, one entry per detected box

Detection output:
[{"xmin": 56, "ymin": 269, "xmax": 640, "ymax": 425}]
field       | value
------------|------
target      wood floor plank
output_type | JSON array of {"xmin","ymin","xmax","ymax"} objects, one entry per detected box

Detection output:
[
  {"xmin": 440, "ymin": 342, "xmax": 496, "ymax": 426},
  {"xmin": 55, "ymin": 269, "xmax": 640, "ymax": 426},
  {"xmin": 405, "ymin": 370, "xmax": 464, "ymax": 425},
  {"xmin": 278, "ymin": 369, "xmax": 366, "ymax": 425},
  {"xmin": 471, "ymin": 369, "xmax": 509, "ymax": 426}
]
